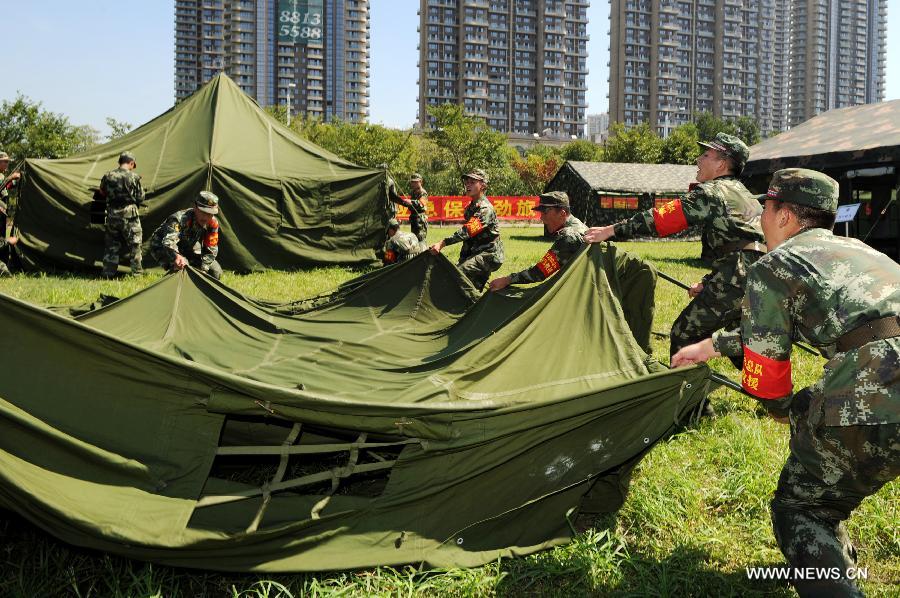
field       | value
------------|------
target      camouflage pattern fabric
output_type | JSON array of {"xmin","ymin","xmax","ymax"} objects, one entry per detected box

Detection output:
[
  {"xmin": 712, "ymin": 228, "xmax": 900, "ymax": 596},
  {"xmin": 0, "ymin": 171, "xmax": 16, "ymax": 209},
  {"xmin": 509, "ymin": 215, "xmax": 586, "ymax": 284},
  {"xmin": 383, "ymin": 231, "xmax": 426, "ymax": 265},
  {"xmin": 402, "ymin": 190, "xmax": 429, "ymax": 242},
  {"xmin": 102, "ymin": 205, "xmax": 143, "ymax": 276},
  {"xmin": 100, "ymin": 167, "xmax": 145, "ymax": 276},
  {"xmin": 100, "ymin": 167, "xmax": 144, "ymax": 209},
  {"xmin": 613, "ymin": 175, "xmax": 765, "ymax": 356},
  {"xmin": 442, "ymin": 196, "xmax": 504, "ymax": 291},
  {"xmin": 149, "ymin": 209, "xmax": 222, "ymax": 280}
]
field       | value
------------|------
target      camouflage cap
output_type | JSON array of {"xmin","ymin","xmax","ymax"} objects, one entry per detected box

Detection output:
[
  {"xmin": 698, "ymin": 133, "xmax": 750, "ymax": 170},
  {"xmin": 533, "ymin": 191, "xmax": 570, "ymax": 211},
  {"xmin": 195, "ymin": 190, "xmax": 220, "ymax": 214},
  {"xmin": 118, "ymin": 151, "xmax": 136, "ymax": 164},
  {"xmin": 409, "ymin": 173, "xmax": 423, "ymax": 182},
  {"xmin": 0, "ymin": 151, "xmax": 10, "ymax": 162},
  {"xmin": 759, "ymin": 168, "xmax": 839, "ymax": 213},
  {"xmin": 387, "ymin": 217, "xmax": 400, "ymax": 229},
  {"xmin": 462, "ymin": 168, "xmax": 489, "ymax": 184}
]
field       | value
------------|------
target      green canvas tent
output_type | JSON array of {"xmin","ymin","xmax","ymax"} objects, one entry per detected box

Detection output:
[
  {"xmin": 14, "ymin": 74, "xmax": 391, "ymax": 272},
  {"xmin": 0, "ymin": 245, "xmax": 710, "ymax": 572}
]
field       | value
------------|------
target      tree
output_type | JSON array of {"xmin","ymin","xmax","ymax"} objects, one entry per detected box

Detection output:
[
  {"xmin": 660, "ymin": 122, "xmax": 700, "ymax": 165},
  {"xmin": 603, "ymin": 123, "xmax": 663, "ymax": 164},
  {"xmin": 0, "ymin": 94, "xmax": 98, "ymax": 160},
  {"xmin": 559, "ymin": 139, "xmax": 603, "ymax": 162},
  {"xmin": 424, "ymin": 103, "xmax": 509, "ymax": 191},
  {"xmin": 694, "ymin": 112, "xmax": 760, "ymax": 147},
  {"xmin": 511, "ymin": 153, "xmax": 561, "ymax": 196},
  {"xmin": 105, "ymin": 117, "xmax": 133, "ymax": 141}
]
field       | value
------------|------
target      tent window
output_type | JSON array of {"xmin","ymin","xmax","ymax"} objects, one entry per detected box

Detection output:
[{"xmin": 193, "ymin": 417, "xmax": 417, "ymax": 533}]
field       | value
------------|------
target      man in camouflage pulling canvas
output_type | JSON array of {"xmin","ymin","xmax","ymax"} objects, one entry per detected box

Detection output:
[
  {"xmin": 672, "ymin": 168, "xmax": 899, "ymax": 597},
  {"xmin": 388, "ymin": 173, "xmax": 429, "ymax": 242},
  {"xmin": 150, "ymin": 191, "xmax": 223, "ymax": 280},
  {"xmin": 429, "ymin": 168, "xmax": 504, "ymax": 291},
  {"xmin": 0, "ymin": 151, "xmax": 20, "ymax": 276},
  {"xmin": 584, "ymin": 133, "xmax": 765, "ymax": 361},
  {"xmin": 488, "ymin": 191, "xmax": 585, "ymax": 291},
  {"xmin": 98, "ymin": 151, "xmax": 144, "ymax": 278},
  {"xmin": 383, "ymin": 218, "xmax": 426, "ymax": 265}
]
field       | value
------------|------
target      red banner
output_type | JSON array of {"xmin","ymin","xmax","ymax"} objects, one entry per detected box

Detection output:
[
  {"xmin": 395, "ymin": 196, "xmax": 540, "ymax": 222},
  {"xmin": 599, "ymin": 195, "xmax": 639, "ymax": 210},
  {"xmin": 654, "ymin": 196, "xmax": 681, "ymax": 209}
]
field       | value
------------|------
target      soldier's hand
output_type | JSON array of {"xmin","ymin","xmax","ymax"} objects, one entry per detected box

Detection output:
[
  {"xmin": 6, "ymin": 236, "xmax": 17, "ymax": 246},
  {"xmin": 174, "ymin": 254, "xmax": 189, "ymax": 270},
  {"xmin": 429, "ymin": 240, "xmax": 445, "ymax": 255},
  {"xmin": 9, "ymin": 172, "xmax": 21, "ymax": 181},
  {"xmin": 488, "ymin": 276, "xmax": 511, "ymax": 292},
  {"xmin": 688, "ymin": 282, "xmax": 704, "ymax": 297},
  {"xmin": 671, "ymin": 338, "xmax": 719, "ymax": 368},
  {"xmin": 584, "ymin": 226, "xmax": 615, "ymax": 243}
]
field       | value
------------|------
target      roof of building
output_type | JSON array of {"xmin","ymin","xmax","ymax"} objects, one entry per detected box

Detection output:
[
  {"xmin": 564, "ymin": 161, "xmax": 697, "ymax": 194},
  {"xmin": 744, "ymin": 99, "xmax": 900, "ymax": 176}
]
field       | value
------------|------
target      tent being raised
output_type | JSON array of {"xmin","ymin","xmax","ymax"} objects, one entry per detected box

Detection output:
[
  {"xmin": 0, "ymin": 245, "xmax": 709, "ymax": 572},
  {"xmin": 15, "ymin": 74, "xmax": 391, "ymax": 272}
]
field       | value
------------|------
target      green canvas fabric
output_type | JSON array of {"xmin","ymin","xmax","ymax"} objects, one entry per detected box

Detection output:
[
  {"xmin": 0, "ymin": 244, "xmax": 709, "ymax": 572},
  {"xmin": 14, "ymin": 74, "xmax": 391, "ymax": 272}
]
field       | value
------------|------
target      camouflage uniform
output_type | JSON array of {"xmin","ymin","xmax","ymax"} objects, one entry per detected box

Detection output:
[
  {"xmin": 396, "ymin": 189, "xmax": 429, "ymax": 242},
  {"xmin": 383, "ymin": 230, "xmax": 426, "ymax": 265},
  {"xmin": 149, "ymin": 209, "xmax": 222, "ymax": 280},
  {"xmin": 713, "ymin": 169, "xmax": 900, "ymax": 597},
  {"xmin": 443, "ymin": 194, "xmax": 504, "ymax": 291},
  {"xmin": 613, "ymin": 136, "xmax": 764, "ymax": 357},
  {"xmin": 509, "ymin": 214, "xmax": 586, "ymax": 284},
  {"xmin": 0, "ymin": 161, "xmax": 16, "ymax": 276},
  {"xmin": 99, "ymin": 161, "xmax": 144, "ymax": 276}
]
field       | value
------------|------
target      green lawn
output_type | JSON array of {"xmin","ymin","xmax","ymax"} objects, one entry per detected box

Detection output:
[{"xmin": 0, "ymin": 226, "xmax": 896, "ymax": 597}]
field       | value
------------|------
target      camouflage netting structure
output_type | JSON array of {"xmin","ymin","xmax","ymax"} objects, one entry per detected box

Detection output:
[
  {"xmin": 14, "ymin": 74, "xmax": 391, "ymax": 272},
  {"xmin": 0, "ymin": 245, "xmax": 710, "ymax": 572},
  {"xmin": 545, "ymin": 161, "xmax": 697, "ymax": 227}
]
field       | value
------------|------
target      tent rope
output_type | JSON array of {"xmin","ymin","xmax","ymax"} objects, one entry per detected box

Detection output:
[{"xmin": 245, "ymin": 422, "xmax": 302, "ymax": 533}]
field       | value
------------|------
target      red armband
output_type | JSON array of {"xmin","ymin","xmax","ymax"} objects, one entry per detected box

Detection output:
[
  {"xmin": 204, "ymin": 230, "xmax": 219, "ymax": 248},
  {"xmin": 652, "ymin": 199, "xmax": 689, "ymax": 237},
  {"xmin": 741, "ymin": 345, "xmax": 792, "ymax": 399},
  {"xmin": 536, "ymin": 250, "xmax": 561, "ymax": 277},
  {"xmin": 464, "ymin": 217, "xmax": 484, "ymax": 236},
  {"xmin": 384, "ymin": 249, "xmax": 397, "ymax": 264}
]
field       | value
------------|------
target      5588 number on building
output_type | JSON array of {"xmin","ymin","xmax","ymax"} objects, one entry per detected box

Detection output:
[{"xmin": 278, "ymin": 0, "xmax": 324, "ymax": 43}]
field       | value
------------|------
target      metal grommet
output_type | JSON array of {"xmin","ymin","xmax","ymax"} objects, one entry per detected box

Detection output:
[
  {"xmin": 685, "ymin": 383, "xmax": 692, "ymax": 389},
  {"xmin": 456, "ymin": 537, "xmax": 464, "ymax": 545},
  {"xmin": 643, "ymin": 437, "xmax": 650, "ymax": 444}
]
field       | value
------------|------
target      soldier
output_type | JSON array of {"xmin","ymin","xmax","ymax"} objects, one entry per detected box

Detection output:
[
  {"xmin": 585, "ymin": 133, "xmax": 765, "ymax": 361},
  {"xmin": 150, "ymin": 191, "xmax": 223, "ymax": 280},
  {"xmin": 383, "ymin": 218, "xmax": 426, "ymax": 265},
  {"xmin": 0, "ymin": 151, "xmax": 20, "ymax": 276},
  {"xmin": 429, "ymin": 168, "xmax": 504, "ymax": 291},
  {"xmin": 672, "ymin": 168, "xmax": 899, "ymax": 597},
  {"xmin": 389, "ymin": 173, "xmax": 429, "ymax": 242},
  {"xmin": 488, "ymin": 191, "xmax": 585, "ymax": 291},
  {"xmin": 98, "ymin": 151, "xmax": 144, "ymax": 277}
]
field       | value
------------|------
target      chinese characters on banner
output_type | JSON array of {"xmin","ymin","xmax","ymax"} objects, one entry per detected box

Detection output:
[
  {"xmin": 394, "ymin": 196, "xmax": 540, "ymax": 222},
  {"xmin": 596, "ymin": 196, "xmax": 682, "ymax": 211}
]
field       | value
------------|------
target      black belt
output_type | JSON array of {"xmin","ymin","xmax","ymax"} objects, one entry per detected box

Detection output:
[{"xmin": 836, "ymin": 315, "xmax": 900, "ymax": 353}]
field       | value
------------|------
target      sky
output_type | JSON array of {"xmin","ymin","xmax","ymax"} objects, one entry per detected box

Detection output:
[{"xmin": 2, "ymin": 1, "xmax": 898, "ymax": 135}]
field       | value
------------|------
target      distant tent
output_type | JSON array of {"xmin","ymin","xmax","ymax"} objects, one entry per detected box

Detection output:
[
  {"xmin": 744, "ymin": 100, "xmax": 900, "ymax": 260},
  {"xmin": 0, "ymin": 246, "xmax": 709, "ymax": 572},
  {"xmin": 546, "ymin": 161, "xmax": 697, "ymax": 226},
  {"xmin": 15, "ymin": 74, "xmax": 391, "ymax": 272}
]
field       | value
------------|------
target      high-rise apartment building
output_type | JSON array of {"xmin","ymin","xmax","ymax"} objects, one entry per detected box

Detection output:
[
  {"xmin": 174, "ymin": 0, "xmax": 370, "ymax": 122},
  {"xmin": 608, "ymin": 0, "xmax": 886, "ymax": 134},
  {"xmin": 586, "ymin": 112, "xmax": 609, "ymax": 141},
  {"xmin": 785, "ymin": 0, "xmax": 887, "ymax": 128},
  {"xmin": 418, "ymin": 0, "xmax": 589, "ymax": 138},
  {"xmin": 608, "ymin": 0, "xmax": 776, "ymax": 134}
]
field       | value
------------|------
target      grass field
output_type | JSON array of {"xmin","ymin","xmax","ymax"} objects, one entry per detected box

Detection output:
[{"xmin": 0, "ymin": 225, "xmax": 896, "ymax": 597}]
